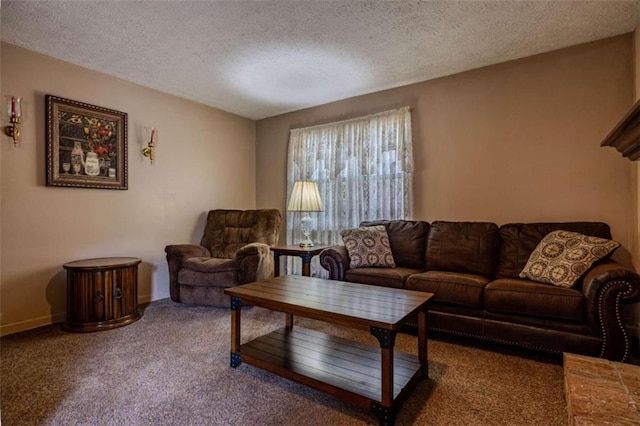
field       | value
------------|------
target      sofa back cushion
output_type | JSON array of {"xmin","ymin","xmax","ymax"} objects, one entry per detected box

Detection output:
[
  {"xmin": 360, "ymin": 220, "xmax": 430, "ymax": 269},
  {"xmin": 200, "ymin": 209, "xmax": 282, "ymax": 259},
  {"xmin": 425, "ymin": 221, "xmax": 500, "ymax": 277},
  {"xmin": 496, "ymin": 222, "xmax": 612, "ymax": 279}
]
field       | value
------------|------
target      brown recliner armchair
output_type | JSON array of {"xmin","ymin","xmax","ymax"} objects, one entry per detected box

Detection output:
[{"xmin": 165, "ymin": 209, "xmax": 282, "ymax": 307}]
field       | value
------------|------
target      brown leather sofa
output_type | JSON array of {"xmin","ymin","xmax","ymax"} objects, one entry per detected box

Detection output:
[{"xmin": 319, "ymin": 220, "xmax": 640, "ymax": 362}]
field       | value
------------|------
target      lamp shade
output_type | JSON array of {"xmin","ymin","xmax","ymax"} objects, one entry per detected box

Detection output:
[{"xmin": 287, "ymin": 181, "xmax": 323, "ymax": 212}]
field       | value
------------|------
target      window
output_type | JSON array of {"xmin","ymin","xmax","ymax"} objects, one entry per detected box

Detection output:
[{"xmin": 286, "ymin": 107, "xmax": 413, "ymax": 275}]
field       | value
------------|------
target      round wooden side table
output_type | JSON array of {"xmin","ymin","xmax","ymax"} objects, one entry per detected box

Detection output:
[{"xmin": 63, "ymin": 257, "xmax": 142, "ymax": 332}]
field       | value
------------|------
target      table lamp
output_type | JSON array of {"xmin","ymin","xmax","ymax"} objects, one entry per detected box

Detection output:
[{"xmin": 287, "ymin": 181, "xmax": 323, "ymax": 247}]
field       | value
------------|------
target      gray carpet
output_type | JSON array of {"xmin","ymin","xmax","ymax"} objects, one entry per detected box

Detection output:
[{"xmin": 1, "ymin": 299, "xmax": 566, "ymax": 425}]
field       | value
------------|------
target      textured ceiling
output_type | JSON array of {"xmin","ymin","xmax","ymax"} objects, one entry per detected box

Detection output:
[{"xmin": 1, "ymin": 1, "xmax": 639, "ymax": 120}]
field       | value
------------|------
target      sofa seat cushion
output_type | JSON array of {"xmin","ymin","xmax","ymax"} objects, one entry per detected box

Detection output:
[
  {"xmin": 405, "ymin": 271, "xmax": 490, "ymax": 308},
  {"xmin": 485, "ymin": 278, "xmax": 585, "ymax": 322},
  {"xmin": 179, "ymin": 257, "xmax": 237, "ymax": 288},
  {"xmin": 183, "ymin": 257, "xmax": 236, "ymax": 273},
  {"xmin": 345, "ymin": 267, "xmax": 420, "ymax": 288}
]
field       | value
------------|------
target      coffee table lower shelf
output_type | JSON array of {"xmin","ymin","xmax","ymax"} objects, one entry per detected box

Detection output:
[{"xmin": 235, "ymin": 326, "xmax": 424, "ymax": 412}]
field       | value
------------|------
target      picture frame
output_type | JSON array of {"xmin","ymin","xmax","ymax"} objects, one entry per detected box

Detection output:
[{"xmin": 46, "ymin": 95, "xmax": 128, "ymax": 190}]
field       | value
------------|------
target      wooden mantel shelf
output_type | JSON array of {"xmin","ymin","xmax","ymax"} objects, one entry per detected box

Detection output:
[{"xmin": 601, "ymin": 98, "xmax": 640, "ymax": 161}]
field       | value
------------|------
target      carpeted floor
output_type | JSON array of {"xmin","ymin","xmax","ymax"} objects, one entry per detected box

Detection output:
[{"xmin": 1, "ymin": 299, "xmax": 567, "ymax": 425}]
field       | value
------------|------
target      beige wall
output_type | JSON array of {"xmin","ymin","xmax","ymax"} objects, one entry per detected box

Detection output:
[
  {"xmin": 0, "ymin": 44, "xmax": 257, "ymax": 335},
  {"xmin": 2, "ymin": 34, "xmax": 637, "ymax": 335},
  {"xmin": 257, "ymin": 35, "xmax": 637, "ymax": 328},
  {"xmin": 257, "ymin": 35, "xmax": 634, "ymax": 249}
]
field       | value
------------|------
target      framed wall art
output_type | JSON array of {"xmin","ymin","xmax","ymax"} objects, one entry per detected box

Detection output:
[{"xmin": 46, "ymin": 95, "xmax": 128, "ymax": 190}]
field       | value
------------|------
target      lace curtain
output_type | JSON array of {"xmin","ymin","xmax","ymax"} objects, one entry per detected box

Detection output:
[{"xmin": 285, "ymin": 106, "xmax": 413, "ymax": 276}]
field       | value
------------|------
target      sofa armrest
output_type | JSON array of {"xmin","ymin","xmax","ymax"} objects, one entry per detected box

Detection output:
[
  {"xmin": 235, "ymin": 242, "xmax": 273, "ymax": 284},
  {"xmin": 319, "ymin": 245, "xmax": 350, "ymax": 280},
  {"xmin": 580, "ymin": 260, "xmax": 640, "ymax": 361},
  {"xmin": 164, "ymin": 244, "xmax": 210, "ymax": 302}
]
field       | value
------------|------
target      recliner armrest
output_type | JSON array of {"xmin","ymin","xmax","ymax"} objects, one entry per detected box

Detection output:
[
  {"xmin": 235, "ymin": 242, "xmax": 271, "ymax": 259},
  {"xmin": 165, "ymin": 244, "xmax": 210, "ymax": 260},
  {"xmin": 580, "ymin": 259, "xmax": 640, "ymax": 361},
  {"xmin": 319, "ymin": 245, "xmax": 350, "ymax": 280},
  {"xmin": 235, "ymin": 242, "xmax": 273, "ymax": 284},
  {"xmin": 164, "ymin": 244, "xmax": 211, "ymax": 302}
]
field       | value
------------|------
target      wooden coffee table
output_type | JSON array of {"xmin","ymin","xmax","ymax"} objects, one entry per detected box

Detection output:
[{"xmin": 224, "ymin": 275, "xmax": 433, "ymax": 425}]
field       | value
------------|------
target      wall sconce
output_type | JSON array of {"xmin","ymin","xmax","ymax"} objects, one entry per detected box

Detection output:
[
  {"xmin": 142, "ymin": 126, "xmax": 156, "ymax": 164},
  {"xmin": 5, "ymin": 96, "xmax": 23, "ymax": 147}
]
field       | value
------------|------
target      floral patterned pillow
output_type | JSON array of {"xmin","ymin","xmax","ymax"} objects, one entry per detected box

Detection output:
[
  {"xmin": 341, "ymin": 225, "xmax": 396, "ymax": 269},
  {"xmin": 519, "ymin": 230, "xmax": 619, "ymax": 288}
]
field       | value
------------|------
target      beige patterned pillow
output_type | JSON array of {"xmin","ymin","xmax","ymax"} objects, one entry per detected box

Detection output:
[
  {"xmin": 341, "ymin": 225, "xmax": 396, "ymax": 269},
  {"xmin": 519, "ymin": 230, "xmax": 619, "ymax": 288}
]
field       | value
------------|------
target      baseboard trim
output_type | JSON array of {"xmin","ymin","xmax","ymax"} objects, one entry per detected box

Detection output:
[
  {"xmin": 1, "ymin": 293, "xmax": 155, "ymax": 337},
  {"xmin": 139, "ymin": 294, "xmax": 153, "ymax": 304},
  {"xmin": 0, "ymin": 312, "xmax": 67, "ymax": 337}
]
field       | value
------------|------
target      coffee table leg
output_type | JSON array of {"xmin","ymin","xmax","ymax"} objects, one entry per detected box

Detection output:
[
  {"xmin": 300, "ymin": 253, "xmax": 312, "ymax": 276},
  {"xmin": 274, "ymin": 253, "xmax": 280, "ymax": 277},
  {"xmin": 371, "ymin": 327, "xmax": 397, "ymax": 425},
  {"xmin": 371, "ymin": 403, "xmax": 396, "ymax": 426},
  {"xmin": 230, "ymin": 296, "xmax": 242, "ymax": 368},
  {"xmin": 286, "ymin": 313, "xmax": 294, "ymax": 330},
  {"xmin": 417, "ymin": 309, "xmax": 428, "ymax": 378}
]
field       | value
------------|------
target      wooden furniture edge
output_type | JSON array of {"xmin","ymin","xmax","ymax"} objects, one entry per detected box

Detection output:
[{"xmin": 600, "ymin": 98, "xmax": 640, "ymax": 161}]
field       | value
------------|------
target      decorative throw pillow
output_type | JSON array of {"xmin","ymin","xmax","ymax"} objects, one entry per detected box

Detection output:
[
  {"xmin": 519, "ymin": 230, "xmax": 620, "ymax": 288},
  {"xmin": 341, "ymin": 225, "xmax": 396, "ymax": 269}
]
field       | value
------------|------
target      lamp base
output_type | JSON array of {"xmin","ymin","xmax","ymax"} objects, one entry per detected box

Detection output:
[
  {"xmin": 298, "ymin": 240, "xmax": 314, "ymax": 248},
  {"xmin": 298, "ymin": 213, "xmax": 314, "ymax": 248}
]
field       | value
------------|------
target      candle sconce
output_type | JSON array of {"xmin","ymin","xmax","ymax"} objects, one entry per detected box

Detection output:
[
  {"xmin": 142, "ymin": 126, "xmax": 156, "ymax": 164},
  {"xmin": 5, "ymin": 96, "xmax": 23, "ymax": 147}
]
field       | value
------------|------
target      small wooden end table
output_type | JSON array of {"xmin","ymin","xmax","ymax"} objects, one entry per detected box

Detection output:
[
  {"xmin": 271, "ymin": 244, "xmax": 331, "ymax": 277},
  {"xmin": 63, "ymin": 257, "xmax": 142, "ymax": 332}
]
